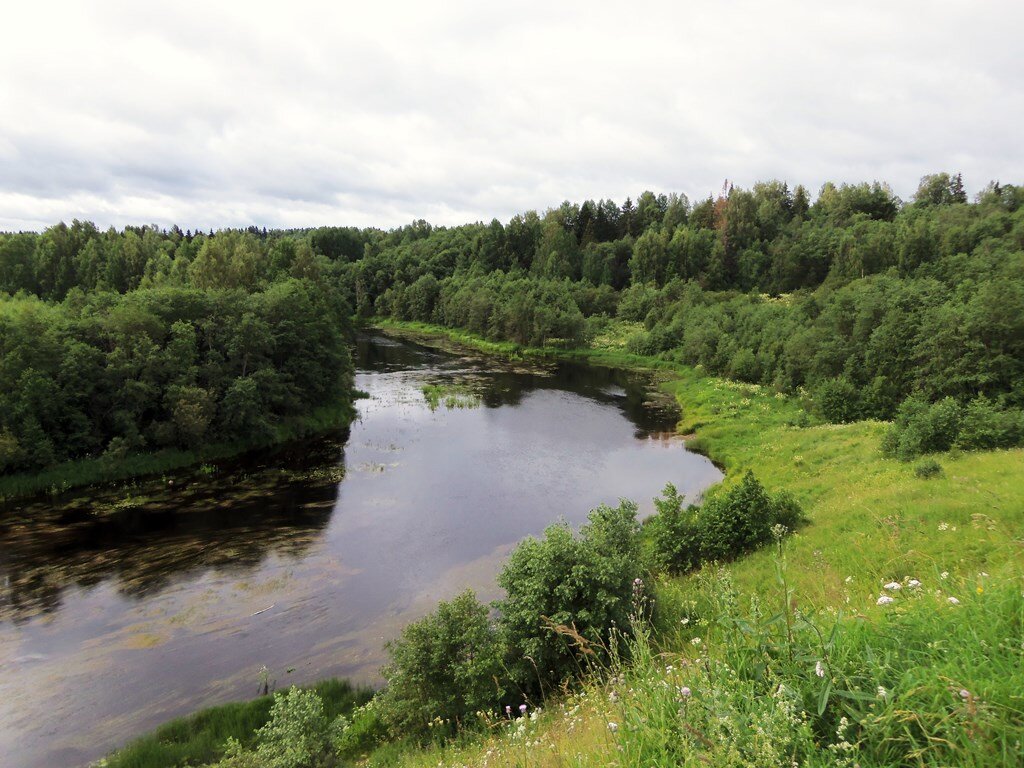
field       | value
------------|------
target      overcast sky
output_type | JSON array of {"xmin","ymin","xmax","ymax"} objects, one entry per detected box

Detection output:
[{"xmin": 1, "ymin": 1, "xmax": 1022, "ymax": 232}]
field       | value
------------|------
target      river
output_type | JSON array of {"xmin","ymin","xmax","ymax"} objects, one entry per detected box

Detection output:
[{"xmin": 0, "ymin": 331, "xmax": 721, "ymax": 767}]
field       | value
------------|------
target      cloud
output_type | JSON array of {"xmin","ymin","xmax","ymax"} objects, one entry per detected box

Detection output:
[{"xmin": 1, "ymin": 0, "xmax": 1022, "ymax": 231}]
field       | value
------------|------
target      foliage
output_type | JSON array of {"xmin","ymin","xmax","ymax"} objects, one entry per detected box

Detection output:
[
  {"xmin": 648, "ymin": 472, "xmax": 803, "ymax": 570},
  {"xmin": 496, "ymin": 501, "xmax": 643, "ymax": 696},
  {"xmin": 883, "ymin": 394, "xmax": 1024, "ymax": 459},
  {"xmin": 914, "ymin": 458, "xmax": 944, "ymax": 478},
  {"xmin": 378, "ymin": 591, "xmax": 504, "ymax": 739},
  {"xmin": 104, "ymin": 679, "xmax": 371, "ymax": 768}
]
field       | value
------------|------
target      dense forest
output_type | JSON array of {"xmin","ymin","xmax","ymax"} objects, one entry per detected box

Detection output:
[
  {"xmin": 342, "ymin": 174, "xmax": 1024, "ymax": 455},
  {"xmin": 0, "ymin": 226, "xmax": 357, "ymax": 477},
  {"xmin": 3, "ymin": 172, "xmax": 1023, "ymax": 478}
]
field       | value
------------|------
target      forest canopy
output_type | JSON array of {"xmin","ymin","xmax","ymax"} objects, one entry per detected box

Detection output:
[{"xmin": 3, "ymin": 173, "xmax": 1023, "ymax": 476}]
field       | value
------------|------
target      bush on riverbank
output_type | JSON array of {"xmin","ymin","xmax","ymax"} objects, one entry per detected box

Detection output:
[
  {"xmin": 648, "ymin": 472, "xmax": 804, "ymax": 572},
  {"xmin": 102, "ymin": 679, "xmax": 372, "ymax": 768}
]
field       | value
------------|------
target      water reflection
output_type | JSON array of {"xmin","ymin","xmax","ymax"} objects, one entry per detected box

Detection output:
[{"xmin": 1, "ymin": 444, "xmax": 343, "ymax": 623}]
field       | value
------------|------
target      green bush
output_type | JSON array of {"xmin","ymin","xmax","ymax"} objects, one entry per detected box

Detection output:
[
  {"xmin": 377, "ymin": 590, "xmax": 504, "ymax": 740},
  {"xmin": 697, "ymin": 471, "xmax": 802, "ymax": 562},
  {"xmin": 209, "ymin": 687, "xmax": 338, "ymax": 768},
  {"xmin": 882, "ymin": 394, "xmax": 963, "ymax": 459},
  {"xmin": 956, "ymin": 396, "xmax": 1024, "ymax": 450},
  {"xmin": 647, "ymin": 483, "xmax": 701, "ymax": 572},
  {"xmin": 813, "ymin": 377, "xmax": 863, "ymax": 423},
  {"xmin": 913, "ymin": 458, "xmax": 943, "ymax": 478},
  {"xmin": 648, "ymin": 473, "xmax": 803, "ymax": 572},
  {"xmin": 497, "ymin": 501, "xmax": 643, "ymax": 696}
]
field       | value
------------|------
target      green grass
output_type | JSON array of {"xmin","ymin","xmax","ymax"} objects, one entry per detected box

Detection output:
[
  {"xmin": 374, "ymin": 318, "xmax": 1024, "ymax": 608},
  {"xmin": 102, "ymin": 679, "xmax": 373, "ymax": 768},
  {"xmin": 0, "ymin": 401, "xmax": 355, "ymax": 503}
]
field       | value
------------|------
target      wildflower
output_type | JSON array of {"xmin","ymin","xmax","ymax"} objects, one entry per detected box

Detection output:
[
  {"xmin": 691, "ymin": 636, "xmax": 702, "ymax": 646},
  {"xmin": 977, "ymin": 585, "xmax": 984, "ymax": 595},
  {"xmin": 948, "ymin": 596, "xmax": 960, "ymax": 605},
  {"xmin": 633, "ymin": 578, "xmax": 643, "ymax": 587},
  {"xmin": 908, "ymin": 579, "xmax": 921, "ymax": 588},
  {"xmin": 844, "ymin": 576, "xmax": 853, "ymax": 584},
  {"xmin": 815, "ymin": 661, "xmax": 826, "ymax": 678},
  {"xmin": 607, "ymin": 722, "xmax": 619, "ymax": 733},
  {"xmin": 505, "ymin": 705, "xmax": 512, "ymax": 717},
  {"xmin": 883, "ymin": 581, "xmax": 902, "ymax": 591},
  {"xmin": 519, "ymin": 704, "xmax": 527, "ymax": 716},
  {"xmin": 959, "ymin": 689, "xmax": 970, "ymax": 699},
  {"xmin": 680, "ymin": 617, "xmax": 690, "ymax": 625},
  {"xmin": 938, "ymin": 522, "xmax": 949, "ymax": 531},
  {"xmin": 877, "ymin": 686, "xmax": 887, "ymax": 699},
  {"xmin": 876, "ymin": 595, "xmax": 895, "ymax": 605},
  {"xmin": 678, "ymin": 686, "xmax": 692, "ymax": 698},
  {"xmin": 940, "ymin": 571, "xmax": 949, "ymax": 580}
]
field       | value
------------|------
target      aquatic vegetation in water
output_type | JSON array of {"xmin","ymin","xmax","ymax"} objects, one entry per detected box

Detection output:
[{"xmin": 421, "ymin": 383, "xmax": 482, "ymax": 411}]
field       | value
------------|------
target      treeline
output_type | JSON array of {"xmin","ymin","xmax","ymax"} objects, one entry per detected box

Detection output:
[
  {"xmin": 337, "ymin": 174, "xmax": 1024, "ymax": 455},
  {"xmin": 0, "ymin": 225, "xmax": 360, "ymax": 477},
  {"xmin": 5, "ymin": 173, "xmax": 1023, "ymax": 472}
]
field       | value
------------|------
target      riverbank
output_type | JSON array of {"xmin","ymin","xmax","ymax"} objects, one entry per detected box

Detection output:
[
  {"xmin": 363, "ymin": 319, "xmax": 1024, "ymax": 768},
  {"xmin": 0, "ymin": 400, "xmax": 356, "ymax": 504},
  {"xmin": 372, "ymin": 317, "xmax": 1024, "ymax": 603},
  {"xmin": 98, "ymin": 321, "xmax": 1024, "ymax": 767}
]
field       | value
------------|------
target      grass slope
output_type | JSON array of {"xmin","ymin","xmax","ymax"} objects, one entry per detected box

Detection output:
[{"xmin": 368, "ymin": 318, "xmax": 1023, "ymax": 768}]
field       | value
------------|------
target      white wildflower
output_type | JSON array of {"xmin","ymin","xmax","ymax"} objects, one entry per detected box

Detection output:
[
  {"xmin": 884, "ymin": 581, "xmax": 902, "ymax": 591},
  {"xmin": 815, "ymin": 661, "xmax": 826, "ymax": 678},
  {"xmin": 907, "ymin": 579, "xmax": 921, "ymax": 588},
  {"xmin": 948, "ymin": 596, "xmax": 960, "ymax": 605},
  {"xmin": 607, "ymin": 722, "xmax": 619, "ymax": 733},
  {"xmin": 877, "ymin": 595, "xmax": 895, "ymax": 605},
  {"xmin": 877, "ymin": 686, "xmax": 887, "ymax": 699}
]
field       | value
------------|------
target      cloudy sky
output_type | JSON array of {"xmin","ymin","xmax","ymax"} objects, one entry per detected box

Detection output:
[{"xmin": 2, "ymin": 0, "xmax": 1022, "ymax": 232}]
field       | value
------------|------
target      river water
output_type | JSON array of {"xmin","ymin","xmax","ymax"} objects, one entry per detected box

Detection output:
[{"xmin": 0, "ymin": 331, "xmax": 721, "ymax": 768}]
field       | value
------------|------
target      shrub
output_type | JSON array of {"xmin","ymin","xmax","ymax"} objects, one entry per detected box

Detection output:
[
  {"xmin": 377, "ymin": 590, "xmax": 504, "ymax": 740},
  {"xmin": 209, "ymin": 687, "xmax": 336, "ymax": 768},
  {"xmin": 813, "ymin": 377, "xmax": 863, "ymax": 423},
  {"xmin": 728, "ymin": 349, "xmax": 761, "ymax": 383},
  {"xmin": 497, "ymin": 501, "xmax": 642, "ymax": 695},
  {"xmin": 647, "ymin": 483, "xmax": 701, "ymax": 572},
  {"xmin": 696, "ymin": 472, "xmax": 804, "ymax": 564},
  {"xmin": 882, "ymin": 394, "xmax": 963, "ymax": 459},
  {"xmin": 913, "ymin": 458, "xmax": 943, "ymax": 479},
  {"xmin": 956, "ymin": 396, "xmax": 1024, "ymax": 450}
]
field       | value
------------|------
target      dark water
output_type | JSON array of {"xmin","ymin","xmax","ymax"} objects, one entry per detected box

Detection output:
[{"xmin": 0, "ymin": 332, "xmax": 721, "ymax": 768}]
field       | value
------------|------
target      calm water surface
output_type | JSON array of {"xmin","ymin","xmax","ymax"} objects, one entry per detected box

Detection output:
[{"xmin": 0, "ymin": 332, "xmax": 721, "ymax": 768}]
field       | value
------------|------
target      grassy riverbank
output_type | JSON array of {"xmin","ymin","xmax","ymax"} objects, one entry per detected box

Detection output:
[
  {"xmin": 0, "ymin": 401, "xmax": 355, "ymax": 504},
  {"xmin": 358, "ymin": 319, "xmax": 1024, "ymax": 768},
  {"xmin": 101, "ymin": 679, "xmax": 373, "ymax": 768},
  {"xmin": 103, "ymin": 320, "xmax": 1023, "ymax": 767},
  {"xmin": 373, "ymin": 318, "xmax": 1024, "ymax": 604}
]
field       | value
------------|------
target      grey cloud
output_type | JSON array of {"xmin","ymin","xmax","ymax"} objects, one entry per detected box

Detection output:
[{"xmin": 1, "ymin": 0, "xmax": 1022, "ymax": 232}]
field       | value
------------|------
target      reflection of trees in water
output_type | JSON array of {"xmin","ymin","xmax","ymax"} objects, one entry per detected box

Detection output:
[
  {"xmin": 0, "ymin": 467, "xmax": 339, "ymax": 624},
  {"xmin": 364, "ymin": 330, "xmax": 678, "ymax": 433}
]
